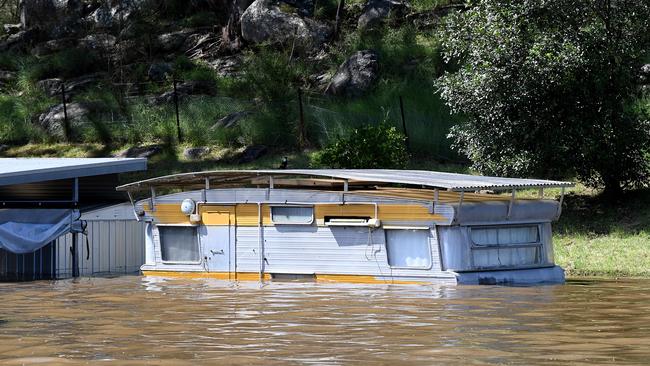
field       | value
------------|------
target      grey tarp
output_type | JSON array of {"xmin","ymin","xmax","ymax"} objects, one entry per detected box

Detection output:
[{"xmin": 0, "ymin": 209, "xmax": 82, "ymax": 254}]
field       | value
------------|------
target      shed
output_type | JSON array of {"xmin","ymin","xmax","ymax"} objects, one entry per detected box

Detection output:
[{"xmin": 0, "ymin": 158, "xmax": 147, "ymax": 281}]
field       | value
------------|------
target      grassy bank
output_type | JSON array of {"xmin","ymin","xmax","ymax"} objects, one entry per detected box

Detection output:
[{"xmin": 2, "ymin": 143, "xmax": 648, "ymax": 279}]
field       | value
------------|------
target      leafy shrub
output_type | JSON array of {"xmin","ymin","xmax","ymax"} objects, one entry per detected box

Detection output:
[
  {"xmin": 438, "ymin": 0, "xmax": 650, "ymax": 194},
  {"xmin": 312, "ymin": 123, "xmax": 409, "ymax": 168}
]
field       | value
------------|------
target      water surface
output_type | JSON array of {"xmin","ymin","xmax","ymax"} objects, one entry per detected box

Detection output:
[{"xmin": 0, "ymin": 277, "xmax": 648, "ymax": 365}]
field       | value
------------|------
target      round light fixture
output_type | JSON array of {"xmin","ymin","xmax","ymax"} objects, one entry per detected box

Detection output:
[{"xmin": 180, "ymin": 199, "xmax": 196, "ymax": 215}]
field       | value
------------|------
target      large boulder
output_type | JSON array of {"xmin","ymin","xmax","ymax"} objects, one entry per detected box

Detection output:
[
  {"xmin": 38, "ymin": 101, "xmax": 106, "ymax": 139},
  {"xmin": 207, "ymin": 55, "xmax": 243, "ymax": 77},
  {"xmin": 36, "ymin": 73, "xmax": 104, "ymax": 98},
  {"xmin": 183, "ymin": 146, "xmax": 211, "ymax": 160},
  {"xmin": 86, "ymin": 0, "xmax": 143, "ymax": 30},
  {"xmin": 184, "ymin": 32, "xmax": 221, "ymax": 60},
  {"xmin": 326, "ymin": 50, "xmax": 379, "ymax": 97},
  {"xmin": 211, "ymin": 110, "xmax": 252, "ymax": 129},
  {"xmin": 0, "ymin": 29, "xmax": 37, "ymax": 52},
  {"xmin": 357, "ymin": 0, "xmax": 407, "ymax": 30},
  {"xmin": 78, "ymin": 33, "xmax": 117, "ymax": 52},
  {"xmin": 114, "ymin": 145, "xmax": 163, "ymax": 158},
  {"xmin": 240, "ymin": 0, "xmax": 331, "ymax": 50},
  {"xmin": 20, "ymin": 0, "xmax": 83, "ymax": 30},
  {"xmin": 30, "ymin": 37, "xmax": 77, "ymax": 57},
  {"xmin": 156, "ymin": 29, "xmax": 195, "ymax": 52}
]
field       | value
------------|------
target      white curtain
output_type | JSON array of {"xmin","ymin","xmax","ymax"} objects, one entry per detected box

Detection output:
[
  {"xmin": 159, "ymin": 226, "xmax": 199, "ymax": 262},
  {"xmin": 271, "ymin": 206, "xmax": 313, "ymax": 224},
  {"xmin": 385, "ymin": 229, "xmax": 431, "ymax": 268}
]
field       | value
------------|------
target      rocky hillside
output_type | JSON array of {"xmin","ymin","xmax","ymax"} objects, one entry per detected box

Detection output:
[{"xmin": 0, "ymin": 0, "xmax": 461, "ymax": 160}]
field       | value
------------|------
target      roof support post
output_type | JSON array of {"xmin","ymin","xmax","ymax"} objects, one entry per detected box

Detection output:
[
  {"xmin": 506, "ymin": 189, "xmax": 516, "ymax": 220},
  {"xmin": 456, "ymin": 191, "xmax": 464, "ymax": 222},
  {"xmin": 343, "ymin": 179, "xmax": 349, "ymax": 192},
  {"xmin": 149, "ymin": 187, "xmax": 156, "ymax": 211},
  {"xmin": 72, "ymin": 177, "xmax": 79, "ymax": 205},
  {"xmin": 538, "ymin": 188, "xmax": 544, "ymax": 199},
  {"xmin": 202, "ymin": 178, "xmax": 210, "ymax": 203},
  {"xmin": 555, "ymin": 187, "xmax": 565, "ymax": 220}
]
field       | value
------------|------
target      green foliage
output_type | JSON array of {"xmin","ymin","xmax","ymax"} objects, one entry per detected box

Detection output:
[
  {"xmin": 237, "ymin": 47, "xmax": 309, "ymax": 101},
  {"xmin": 337, "ymin": 25, "xmax": 443, "ymax": 80},
  {"xmin": 313, "ymin": 123, "xmax": 409, "ymax": 168},
  {"xmin": 438, "ymin": 0, "xmax": 650, "ymax": 193},
  {"xmin": 314, "ymin": 0, "xmax": 339, "ymax": 20},
  {"xmin": 26, "ymin": 49, "xmax": 102, "ymax": 81}
]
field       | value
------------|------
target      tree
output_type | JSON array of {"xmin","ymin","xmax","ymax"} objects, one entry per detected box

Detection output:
[{"xmin": 437, "ymin": 0, "xmax": 650, "ymax": 195}]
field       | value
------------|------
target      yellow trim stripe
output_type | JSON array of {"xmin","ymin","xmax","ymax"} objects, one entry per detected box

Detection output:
[
  {"xmin": 142, "ymin": 271, "xmax": 272, "ymax": 280},
  {"xmin": 142, "ymin": 271, "xmax": 428, "ymax": 284}
]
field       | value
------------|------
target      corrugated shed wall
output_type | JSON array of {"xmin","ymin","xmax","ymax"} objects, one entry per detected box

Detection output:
[{"xmin": 54, "ymin": 220, "xmax": 145, "ymax": 278}]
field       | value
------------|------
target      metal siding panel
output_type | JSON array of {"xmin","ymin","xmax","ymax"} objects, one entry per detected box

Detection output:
[{"xmin": 235, "ymin": 226, "xmax": 447, "ymax": 278}]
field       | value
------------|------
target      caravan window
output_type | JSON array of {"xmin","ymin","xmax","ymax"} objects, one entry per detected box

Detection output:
[
  {"xmin": 469, "ymin": 225, "xmax": 542, "ymax": 269},
  {"xmin": 385, "ymin": 229, "xmax": 432, "ymax": 269},
  {"xmin": 271, "ymin": 206, "xmax": 314, "ymax": 225},
  {"xmin": 470, "ymin": 226, "xmax": 539, "ymax": 246},
  {"xmin": 158, "ymin": 226, "xmax": 200, "ymax": 262}
]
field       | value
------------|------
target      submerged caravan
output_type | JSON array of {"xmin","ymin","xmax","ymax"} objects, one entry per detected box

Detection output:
[{"xmin": 117, "ymin": 170, "xmax": 573, "ymax": 285}]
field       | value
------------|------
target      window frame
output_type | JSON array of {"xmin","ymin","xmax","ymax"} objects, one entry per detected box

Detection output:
[
  {"xmin": 384, "ymin": 228, "xmax": 433, "ymax": 270},
  {"xmin": 269, "ymin": 205, "xmax": 314, "ymax": 225},
  {"xmin": 156, "ymin": 224, "xmax": 202, "ymax": 265},
  {"xmin": 468, "ymin": 224, "xmax": 544, "ymax": 270}
]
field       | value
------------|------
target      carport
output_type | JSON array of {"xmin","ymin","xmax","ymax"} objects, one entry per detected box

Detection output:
[{"xmin": 0, "ymin": 158, "xmax": 147, "ymax": 280}]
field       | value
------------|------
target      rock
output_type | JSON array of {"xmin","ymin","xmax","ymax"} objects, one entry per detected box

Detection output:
[
  {"xmin": 31, "ymin": 38, "xmax": 77, "ymax": 57},
  {"xmin": 326, "ymin": 50, "xmax": 378, "ymax": 97},
  {"xmin": 183, "ymin": 146, "xmax": 211, "ymax": 160},
  {"xmin": 310, "ymin": 72, "xmax": 332, "ymax": 88},
  {"xmin": 358, "ymin": 0, "xmax": 408, "ymax": 30},
  {"xmin": 184, "ymin": 32, "xmax": 221, "ymax": 60},
  {"xmin": 207, "ymin": 55, "xmax": 243, "ymax": 77},
  {"xmin": 157, "ymin": 29, "xmax": 195, "ymax": 52},
  {"xmin": 38, "ymin": 101, "xmax": 106, "ymax": 139},
  {"xmin": 20, "ymin": 0, "xmax": 83, "ymax": 30},
  {"xmin": 148, "ymin": 62, "xmax": 173, "ymax": 82},
  {"xmin": 114, "ymin": 145, "xmax": 163, "ymax": 158},
  {"xmin": 86, "ymin": 0, "xmax": 143, "ymax": 30},
  {"xmin": 211, "ymin": 110, "xmax": 252, "ymax": 130},
  {"xmin": 235, "ymin": 145, "xmax": 267, "ymax": 164},
  {"xmin": 0, "ymin": 70, "xmax": 16, "ymax": 85},
  {"xmin": 3, "ymin": 24, "xmax": 22, "ymax": 35},
  {"xmin": 240, "ymin": 0, "xmax": 331, "ymax": 51},
  {"xmin": 37, "ymin": 73, "xmax": 104, "ymax": 98},
  {"xmin": 36, "ymin": 78, "xmax": 63, "ymax": 97},
  {"xmin": 0, "ymin": 29, "xmax": 36, "ymax": 52},
  {"xmin": 78, "ymin": 33, "xmax": 117, "ymax": 52}
]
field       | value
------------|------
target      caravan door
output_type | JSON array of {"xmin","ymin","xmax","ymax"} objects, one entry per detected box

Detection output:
[{"xmin": 201, "ymin": 207, "xmax": 236, "ymax": 275}]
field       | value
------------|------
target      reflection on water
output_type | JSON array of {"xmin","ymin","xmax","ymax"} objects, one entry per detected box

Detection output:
[{"xmin": 0, "ymin": 276, "xmax": 649, "ymax": 365}]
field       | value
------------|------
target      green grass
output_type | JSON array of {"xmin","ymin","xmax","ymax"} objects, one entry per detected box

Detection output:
[{"xmin": 552, "ymin": 188, "xmax": 650, "ymax": 278}]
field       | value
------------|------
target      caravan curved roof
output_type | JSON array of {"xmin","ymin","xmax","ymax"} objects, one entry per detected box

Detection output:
[{"xmin": 116, "ymin": 169, "xmax": 573, "ymax": 193}]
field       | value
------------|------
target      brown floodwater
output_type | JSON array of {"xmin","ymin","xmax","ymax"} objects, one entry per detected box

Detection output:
[{"xmin": 0, "ymin": 276, "xmax": 648, "ymax": 365}]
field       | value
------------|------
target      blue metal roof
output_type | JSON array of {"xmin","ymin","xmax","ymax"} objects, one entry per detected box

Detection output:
[{"xmin": 0, "ymin": 158, "xmax": 147, "ymax": 186}]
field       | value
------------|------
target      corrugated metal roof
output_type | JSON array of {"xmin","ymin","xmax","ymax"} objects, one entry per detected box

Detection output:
[
  {"xmin": 116, "ymin": 169, "xmax": 573, "ymax": 192},
  {"xmin": 0, "ymin": 158, "xmax": 147, "ymax": 186}
]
